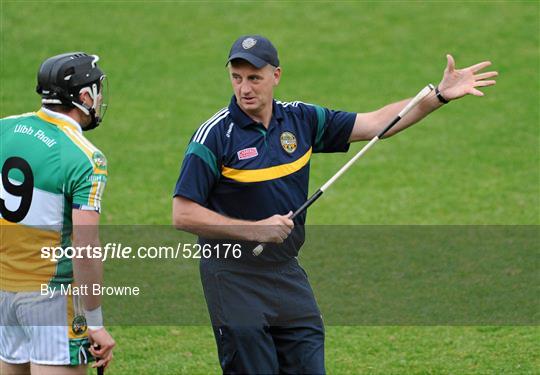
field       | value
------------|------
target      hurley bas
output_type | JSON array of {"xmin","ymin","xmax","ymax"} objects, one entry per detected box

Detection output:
[{"xmin": 41, "ymin": 283, "xmax": 140, "ymax": 298}]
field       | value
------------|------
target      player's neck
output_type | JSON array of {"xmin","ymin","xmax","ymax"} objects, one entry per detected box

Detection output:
[{"xmin": 65, "ymin": 109, "xmax": 84, "ymax": 126}]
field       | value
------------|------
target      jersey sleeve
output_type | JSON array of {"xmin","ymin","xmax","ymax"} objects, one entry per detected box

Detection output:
[
  {"xmin": 68, "ymin": 150, "xmax": 108, "ymax": 213},
  {"xmin": 301, "ymin": 103, "xmax": 356, "ymax": 153},
  {"xmin": 173, "ymin": 125, "xmax": 223, "ymax": 206}
]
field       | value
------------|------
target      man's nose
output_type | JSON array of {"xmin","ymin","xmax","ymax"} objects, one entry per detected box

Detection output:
[{"xmin": 240, "ymin": 82, "xmax": 252, "ymax": 95}]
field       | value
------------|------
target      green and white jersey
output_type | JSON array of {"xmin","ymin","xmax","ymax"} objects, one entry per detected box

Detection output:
[{"xmin": 0, "ymin": 107, "xmax": 107, "ymax": 291}]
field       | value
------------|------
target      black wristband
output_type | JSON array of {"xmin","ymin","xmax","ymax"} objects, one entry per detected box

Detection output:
[{"xmin": 435, "ymin": 86, "xmax": 450, "ymax": 104}]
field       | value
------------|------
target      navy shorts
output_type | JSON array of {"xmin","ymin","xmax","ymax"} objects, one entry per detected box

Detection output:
[{"xmin": 200, "ymin": 257, "xmax": 325, "ymax": 374}]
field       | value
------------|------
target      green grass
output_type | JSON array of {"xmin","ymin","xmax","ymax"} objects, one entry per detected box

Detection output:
[
  {"xmin": 1, "ymin": 1, "xmax": 538, "ymax": 373},
  {"xmin": 106, "ymin": 326, "xmax": 538, "ymax": 374}
]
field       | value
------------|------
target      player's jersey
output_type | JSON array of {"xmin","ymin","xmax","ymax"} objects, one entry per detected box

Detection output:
[{"xmin": 0, "ymin": 107, "xmax": 107, "ymax": 292}]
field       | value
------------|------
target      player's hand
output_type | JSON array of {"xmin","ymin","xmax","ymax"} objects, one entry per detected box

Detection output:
[
  {"xmin": 438, "ymin": 54, "xmax": 497, "ymax": 101},
  {"xmin": 88, "ymin": 327, "xmax": 115, "ymax": 369},
  {"xmin": 252, "ymin": 211, "xmax": 294, "ymax": 243}
]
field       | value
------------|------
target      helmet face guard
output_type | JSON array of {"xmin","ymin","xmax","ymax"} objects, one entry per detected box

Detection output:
[
  {"xmin": 74, "ymin": 75, "xmax": 109, "ymax": 130},
  {"xmin": 36, "ymin": 52, "xmax": 108, "ymax": 130}
]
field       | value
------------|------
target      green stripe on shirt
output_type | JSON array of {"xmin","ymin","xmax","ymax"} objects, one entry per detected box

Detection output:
[
  {"xmin": 185, "ymin": 142, "xmax": 220, "ymax": 178},
  {"xmin": 313, "ymin": 105, "xmax": 326, "ymax": 152}
]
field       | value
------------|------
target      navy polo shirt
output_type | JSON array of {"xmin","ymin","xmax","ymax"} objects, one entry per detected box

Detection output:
[{"xmin": 174, "ymin": 96, "xmax": 355, "ymax": 261}]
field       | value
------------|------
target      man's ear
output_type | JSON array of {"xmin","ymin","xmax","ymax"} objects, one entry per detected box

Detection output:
[
  {"xmin": 273, "ymin": 67, "xmax": 281, "ymax": 86},
  {"xmin": 79, "ymin": 90, "xmax": 93, "ymax": 107}
]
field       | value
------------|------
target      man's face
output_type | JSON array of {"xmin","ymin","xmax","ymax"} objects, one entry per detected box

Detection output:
[{"xmin": 228, "ymin": 60, "xmax": 281, "ymax": 116}]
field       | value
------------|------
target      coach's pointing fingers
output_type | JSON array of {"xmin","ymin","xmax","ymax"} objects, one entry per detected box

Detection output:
[{"xmin": 438, "ymin": 54, "xmax": 497, "ymax": 101}]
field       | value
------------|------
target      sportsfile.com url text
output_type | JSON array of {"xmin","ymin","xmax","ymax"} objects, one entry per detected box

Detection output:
[{"xmin": 40, "ymin": 243, "xmax": 242, "ymax": 262}]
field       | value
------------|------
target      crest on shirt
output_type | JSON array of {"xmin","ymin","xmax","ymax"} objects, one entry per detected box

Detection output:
[
  {"xmin": 92, "ymin": 151, "xmax": 107, "ymax": 171},
  {"xmin": 242, "ymin": 38, "xmax": 257, "ymax": 49},
  {"xmin": 72, "ymin": 315, "xmax": 87, "ymax": 335},
  {"xmin": 280, "ymin": 132, "xmax": 297, "ymax": 154},
  {"xmin": 237, "ymin": 147, "xmax": 258, "ymax": 160}
]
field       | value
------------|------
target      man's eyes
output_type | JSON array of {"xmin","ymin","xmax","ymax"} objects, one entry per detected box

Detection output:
[{"xmin": 231, "ymin": 75, "xmax": 262, "ymax": 82}]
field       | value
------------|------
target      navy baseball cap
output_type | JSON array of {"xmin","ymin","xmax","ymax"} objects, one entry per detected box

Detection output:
[{"xmin": 227, "ymin": 35, "xmax": 280, "ymax": 68}]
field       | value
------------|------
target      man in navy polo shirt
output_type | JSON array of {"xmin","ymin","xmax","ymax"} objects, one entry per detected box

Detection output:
[{"xmin": 173, "ymin": 35, "xmax": 496, "ymax": 373}]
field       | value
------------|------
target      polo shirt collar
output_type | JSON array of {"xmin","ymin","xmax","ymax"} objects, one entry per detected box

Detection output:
[{"xmin": 228, "ymin": 95, "xmax": 284, "ymax": 128}]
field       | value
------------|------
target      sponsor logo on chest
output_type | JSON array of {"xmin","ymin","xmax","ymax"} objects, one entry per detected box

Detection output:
[{"xmin": 237, "ymin": 147, "xmax": 258, "ymax": 160}]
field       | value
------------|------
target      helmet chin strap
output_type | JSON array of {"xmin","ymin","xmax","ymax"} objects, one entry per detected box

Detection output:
[{"xmin": 72, "ymin": 83, "xmax": 101, "ymax": 131}]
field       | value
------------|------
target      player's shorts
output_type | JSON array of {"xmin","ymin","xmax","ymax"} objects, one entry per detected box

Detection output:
[{"xmin": 0, "ymin": 287, "xmax": 94, "ymax": 366}]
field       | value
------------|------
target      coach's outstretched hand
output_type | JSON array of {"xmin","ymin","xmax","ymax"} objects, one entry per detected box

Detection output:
[
  {"xmin": 89, "ymin": 327, "xmax": 116, "ymax": 369},
  {"xmin": 438, "ymin": 54, "xmax": 498, "ymax": 101}
]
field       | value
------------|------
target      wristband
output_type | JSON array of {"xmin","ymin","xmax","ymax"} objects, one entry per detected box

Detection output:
[
  {"xmin": 84, "ymin": 306, "xmax": 104, "ymax": 330},
  {"xmin": 435, "ymin": 86, "xmax": 450, "ymax": 104}
]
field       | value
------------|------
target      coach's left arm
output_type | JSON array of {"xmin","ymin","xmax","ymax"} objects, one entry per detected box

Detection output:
[{"xmin": 349, "ymin": 54, "xmax": 497, "ymax": 142}]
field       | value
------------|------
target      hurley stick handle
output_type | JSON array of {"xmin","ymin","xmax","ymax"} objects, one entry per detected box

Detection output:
[{"xmin": 253, "ymin": 84, "xmax": 435, "ymax": 257}]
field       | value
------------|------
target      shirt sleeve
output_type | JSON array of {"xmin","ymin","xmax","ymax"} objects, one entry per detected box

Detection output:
[
  {"xmin": 173, "ymin": 126, "xmax": 223, "ymax": 206},
  {"xmin": 302, "ymin": 103, "xmax": 356, "ymax": 153},
  {"xmin": 69, "ymin": 150, "xmax": 108, "ymax": 213}
]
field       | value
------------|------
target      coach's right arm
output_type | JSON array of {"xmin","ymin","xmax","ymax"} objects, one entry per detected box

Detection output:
[
  {"xmin": 172, "ymin": 118, "xmax": 292, "ymax": 244},
  {"xmin": 173, "ymin": 196, "xmax": 292, "ymax": 244}
]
